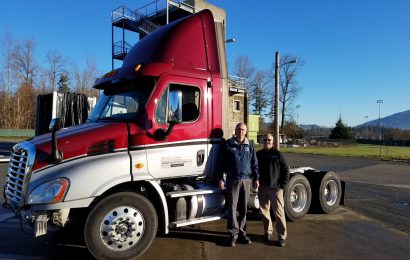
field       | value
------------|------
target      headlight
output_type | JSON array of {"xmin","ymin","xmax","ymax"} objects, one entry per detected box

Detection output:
[{"xmin": 28, "ymin": 178, "xmax": 69, "ymax": 204}]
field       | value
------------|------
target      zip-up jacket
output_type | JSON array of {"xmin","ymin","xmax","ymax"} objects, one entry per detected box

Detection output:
[
  {"xmin": 219, "ymin": 137, "xmax": 259, "ymax": 182},
  {"xmin": 256, "ymin": 148, "xmax": 289, "ymax": 189}
]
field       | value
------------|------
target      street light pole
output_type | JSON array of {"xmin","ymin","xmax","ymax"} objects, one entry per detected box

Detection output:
[
  {"xmin": 274, "ymin": 52, "xmax": 280, "ymax": 150},
  {"xmin": 296, "ymin": 105, "xmax": 300, "ymax": 125},
  {"xmin": 377, "ymin": 99, "xmax": 383, "ymax": 156}
]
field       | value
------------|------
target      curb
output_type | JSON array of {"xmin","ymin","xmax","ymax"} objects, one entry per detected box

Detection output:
[{"xmin": 0, "ymin": 156, "xmax": 10, "ymax": 163}]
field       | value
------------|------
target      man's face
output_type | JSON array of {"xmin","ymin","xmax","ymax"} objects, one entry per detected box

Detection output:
[
  {"xmin": 235, "ymin": 124, "xmax": 247, "ymax": 142},
  {"xmin": 264, "ymin": 135, "xmax": 273, "ymax": 149}
]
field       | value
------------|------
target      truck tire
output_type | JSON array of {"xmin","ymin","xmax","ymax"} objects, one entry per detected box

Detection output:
[
  {"xmin": 284, "ymin": 174, "xmax": 312, "ymax": 221},
  {"xmin": 311, "ymin": 171, "xmax": 342, "ymax": 213},
  {"xmin": 84, "ymin": 192, "xmax": 158, "ymax": 260}
]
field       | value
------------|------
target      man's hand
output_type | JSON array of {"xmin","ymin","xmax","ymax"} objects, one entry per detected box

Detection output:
[
  {"xmin": 253, "ymin": 180, "xmax": 259, "ymax": 190},
  {"xmin": 219, "ymin": 179, "xmax": 225, "ymax": 190}
]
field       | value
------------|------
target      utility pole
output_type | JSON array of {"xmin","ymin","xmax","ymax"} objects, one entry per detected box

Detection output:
[
  {"xmin": 274, "ymin": 52, "xmax": 280, "ymax": 150},
  {"xmin": 273, "ymin": 52, "xmax": 297, "ymax": 150},
  {"xmin": 377, "ymin": 99, "xmax": 383, "ymax": 157}
]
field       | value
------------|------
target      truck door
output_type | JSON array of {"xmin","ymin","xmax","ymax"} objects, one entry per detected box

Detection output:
[{"xmin": 146, "ymin": 75, "xmax": 209, "ymax": 179}]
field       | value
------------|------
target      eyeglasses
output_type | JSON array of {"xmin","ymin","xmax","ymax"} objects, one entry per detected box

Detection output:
[{"xmin": 264, "ymin": 139, "xmax": 272, "ymax": 142}]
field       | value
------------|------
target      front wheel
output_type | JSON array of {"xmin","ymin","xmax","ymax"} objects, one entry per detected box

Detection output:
[
  {"xmin": 284, "ymin": 174, "xmax": 312, "ymax": 221},
  {"xmin": 84, "ymin": 192, "xmax": 158, "ymax": 260}
]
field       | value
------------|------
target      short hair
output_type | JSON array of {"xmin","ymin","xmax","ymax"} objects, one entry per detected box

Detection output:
[{"xmin": 235, "ymin": 123, "xmax": 247, "ymax": 131}]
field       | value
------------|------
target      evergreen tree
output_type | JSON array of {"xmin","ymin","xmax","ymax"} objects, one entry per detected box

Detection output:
[
  {"xmin": 57, "ymin": 73, "xmax": 70, "ymax": 93},
  {"xmin": 329, "ymin": 116, "xmax": 355, "ymax": 139}
]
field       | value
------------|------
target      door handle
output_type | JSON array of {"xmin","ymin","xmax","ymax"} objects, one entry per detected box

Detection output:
[{"xmin": 197, "ymin": 149, "xmax": 205, "ymax": 166}]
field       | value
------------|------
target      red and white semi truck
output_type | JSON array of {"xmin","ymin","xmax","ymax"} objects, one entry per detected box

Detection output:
[{"xmin": 4, "ymin": 10, "xmax": 343, "ymax": 259}]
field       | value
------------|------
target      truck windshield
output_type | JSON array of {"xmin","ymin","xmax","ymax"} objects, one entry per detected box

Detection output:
[{"xmin": 88, "ymin": 77, "xmax": 155, "ymax": 122}]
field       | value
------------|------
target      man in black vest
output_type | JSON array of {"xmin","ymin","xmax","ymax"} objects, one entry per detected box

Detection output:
[{"xmin": 256, "ymin": 133, "xmax": 289, "ymax": 247}]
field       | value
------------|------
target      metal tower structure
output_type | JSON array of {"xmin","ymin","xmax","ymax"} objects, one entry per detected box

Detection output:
[{"xmin": 111, "ymin": 0, "xmax": 196, "ymax": 69}]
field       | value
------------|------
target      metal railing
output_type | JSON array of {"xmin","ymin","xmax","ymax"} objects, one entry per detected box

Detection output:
[
  {"xmin": 135, "ymin": 0, "xmax": 195, "ymax": 17},
  {"xmin": 112, "ymin": 6, "xmax": 140, "ymax": 22},
  {"xmin": 138, "ymin": 19, "xmax": 160, "ymax": 34},
  {"xmin": 112, "ymin": 6, "xmax": 160, "ymax": 34},
  {"xmin": 113, "ymin": 41, "xmax": 133, "ymax": 57},
  {"xmin": 135, "ymin": 0, "xmax": 161, "ymax": 17}
]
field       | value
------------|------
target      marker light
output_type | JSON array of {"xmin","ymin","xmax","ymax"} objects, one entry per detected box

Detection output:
[
  {"xmin": 135, "ymin": 163, "xmax": 144, "ymax": 169},
  {"xmin": 134, "ymin": 64, "xmax": 142, "ymax": 72}
]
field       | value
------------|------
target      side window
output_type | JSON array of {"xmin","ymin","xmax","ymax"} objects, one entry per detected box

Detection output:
[
  {"xmin": 154, "ymin": 83, "xmax": 200, "ymax": 124},
  {"xmin": 155, "ymin": 89, "xmax": 168, "ymax": 124},
  {"xmin": 175, "ymin": 84, "xmax": 200, "ymax": 122},
  {"xmin": 101, "ymin": 94, "xmax": 139, "ymax": 118}
]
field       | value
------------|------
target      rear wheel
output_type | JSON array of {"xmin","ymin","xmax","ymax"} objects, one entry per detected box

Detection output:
[
  {"xmin": 314, "ymin": 171, "xmax": 342, "ymax": 213},
  {"xmin": 284, "ymin": 174, "xmax": 312, "ymax": 221},
  {"xmin": 84, "ymin": 192, "xmax": 157, "ymax": 260}
]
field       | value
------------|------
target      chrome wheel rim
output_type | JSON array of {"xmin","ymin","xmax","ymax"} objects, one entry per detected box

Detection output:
[
  {"xmin": 324, "ymin": 180, "xmax": 338, "ymax": 206},
  {"xmin": 100, "ymin": 206, "xmax": 145, "ymax": 251},
  {"xmin": 290, "ymin": 183, "xmax": 307, "ymax": 212}
]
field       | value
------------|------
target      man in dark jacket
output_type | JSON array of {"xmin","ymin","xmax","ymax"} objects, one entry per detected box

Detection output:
[
  {"xmin": 256, "ymin": 133, "xmax": 289, "ymax": 247},
  {"xmin": 219, "ymin": 123, "xmax": 259, "ymax": 247}
]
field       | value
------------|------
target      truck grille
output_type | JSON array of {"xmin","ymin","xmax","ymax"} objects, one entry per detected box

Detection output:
[{"xmin": 5, "ymin": 141, "xmax": 36, "ymax": 206}]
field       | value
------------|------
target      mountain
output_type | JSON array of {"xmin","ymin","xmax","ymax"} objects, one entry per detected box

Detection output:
[
  {"xmin": 299, "ymin": 124, "xmax": 330, "ymax": 130},
  {"xmin": 356, "ymin": 109, "xmax": 410, "ymax": 129}
]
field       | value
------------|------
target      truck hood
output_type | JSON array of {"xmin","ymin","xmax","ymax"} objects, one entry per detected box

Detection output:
[{"xmin": 31, "ymin": 122, "xmax": 129, "ymax": 171}]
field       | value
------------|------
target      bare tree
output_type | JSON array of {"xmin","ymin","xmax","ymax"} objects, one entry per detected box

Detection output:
[
  {"xmin": 46, "ymin": 50, "xmax": 68, "ymax": 91},
  {"xmin": 15, "ymin": 83, "xmax": 36, "ymax": 129},
  {"xmin": 0, "ymin": 32, "xmax": 16, "ymax": 128},
  {"xmin": 270, "ymin": 54, "xmax": 304, "ymax": 132},
  {"xmin": 233, "ymin": 55, "xmax": 255, "ymax": 93},
  {"xmin": 9, "ymin": 38, "xmax": 39, "ymax": 129},
  {"xmin": 1, "ymin": 32, "xmax": 15, "ymax": 93},
  {"xmin": 249, "ymin": 70, "xmax": 270, "ymax": 115},
  {"xmin": 73, "ymin": 55, "xmax": 100, "ymax": 97},
  {"xmin": 11, "ymin": 38, "xmax": 38, "ymax": 86}
]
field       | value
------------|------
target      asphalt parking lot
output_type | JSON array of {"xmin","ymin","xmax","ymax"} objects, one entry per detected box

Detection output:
[
  {"xmin": 0, "ymin": 206, "xmax": 409, "ymax": 259},
  {"xmin": 0, "ymin": 149, "xmax": 409, "ymax": 259}
]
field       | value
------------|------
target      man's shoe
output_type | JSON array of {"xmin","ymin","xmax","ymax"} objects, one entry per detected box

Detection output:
[
  {"xmin": 230, "ymin": 238, "xmax": 236, "ymax": 247},
  {"xmin": 239, "ymin": 235, "xmax": 252, "ymax": 244},
  {"xmin": 263, "ymin": 233, "xmax": 270, "ymax": 242},
  {"xmin": 278, "ymin": 239, "xmax": 286, "ymax": 247}
]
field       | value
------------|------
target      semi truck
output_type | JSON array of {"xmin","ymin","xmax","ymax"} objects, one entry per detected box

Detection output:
[{"xmin": 3, "ymin": 10, "xmax": 343, "ymax": 259}]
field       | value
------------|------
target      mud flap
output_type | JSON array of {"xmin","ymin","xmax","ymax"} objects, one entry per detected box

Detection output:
[
  {"xmin": 34, "ymin": 215, "xmax": 48, "ymax": 237},
  {"xmin": 340, "ymin": 181, "xmax": 346, "ymax": 205}
]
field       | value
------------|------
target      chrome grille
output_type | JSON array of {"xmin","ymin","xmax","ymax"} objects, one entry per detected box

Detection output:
[{"xmin": 5, "ymin": 141, "xmax": 36, "ymax": 206}]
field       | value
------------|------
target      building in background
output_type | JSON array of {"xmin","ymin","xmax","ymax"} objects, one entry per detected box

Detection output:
[{"xmin": 247, "ymin": 114, "xmax": 260, "ymax": 144}]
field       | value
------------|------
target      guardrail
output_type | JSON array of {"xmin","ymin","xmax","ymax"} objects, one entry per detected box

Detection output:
[{"xmin": 0, "ymin": 129, "xmax": 35, "ymax": 137}]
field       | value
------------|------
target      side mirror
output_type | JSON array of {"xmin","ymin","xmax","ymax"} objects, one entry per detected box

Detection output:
[
  {"xmin": 49, "ymin": 118, "xmax": 62, "ymax": 132},
  {"xmin": 49, "ymin": 118, "xmax": 62, "ymax": 163},
  {"xmin": 154, "ymin": 121, "xmax": 176, "ymax": 141},
  {"xmin": 167, "ymin": 90, "xmax": 182, "ymax": 124}
]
